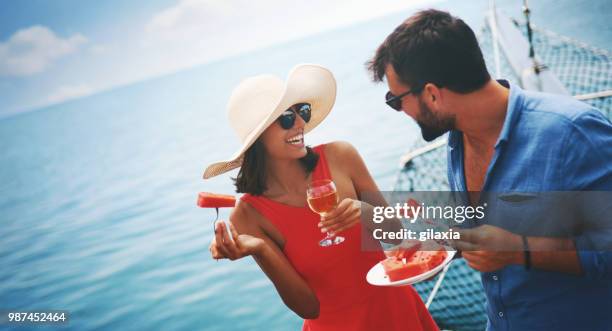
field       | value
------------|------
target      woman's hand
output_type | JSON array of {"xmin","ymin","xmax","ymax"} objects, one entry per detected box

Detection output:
[
  {"xmin": 209, "ymin": 220, "xmax": 266, "ymax": 260},
  {"xmin": 318, "ymin": 198, "xmax": 364, "ymax": 235}
]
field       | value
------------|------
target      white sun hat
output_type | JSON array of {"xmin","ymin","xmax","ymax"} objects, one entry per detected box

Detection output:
[{"xmin": 203, "ymin": 63, "xmax": 337, "ymax": 179}]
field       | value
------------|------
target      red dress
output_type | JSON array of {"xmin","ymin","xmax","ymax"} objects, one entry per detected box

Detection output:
[{"xmin": 241, "ymin": 144, "xmax": 439, "ymax": 331}]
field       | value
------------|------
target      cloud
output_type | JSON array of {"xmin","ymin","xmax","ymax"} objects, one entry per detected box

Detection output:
[
  {"xmin": 146, "ymin": 0, "xmax": 232, "ymax": 41},
  {"xmin": 46, "ymin": 84, "xmax": 94, "ymax": 104},
  {"xmin": 1, "ymin": 0, "xmax": 442, "ymax": 115},
  {"xmin": 140, "ymin": 0, "xmax": 440, "ymax": 74},
  {"xmin": 89, "ymin": 44, "xmax": 108, "ymax": 55},
  {"xmin": 0, "ymin": 25, "xmax": 87, "ymax": 76}
]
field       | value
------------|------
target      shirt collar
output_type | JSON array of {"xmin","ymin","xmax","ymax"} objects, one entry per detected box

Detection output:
[
  {"xmin": 495, "ymin": 79, "xmax": 523, "ymax": 148},
  {"xmin": 448, "ymin": 79, "xmax": 521, "ymax": 149},
  {"xmin": 448, "ymin": 130, "xmax": 460, "ymax": 149}
]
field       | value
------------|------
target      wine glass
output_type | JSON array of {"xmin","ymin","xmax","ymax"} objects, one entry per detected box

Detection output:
[{"xmin": 307, "ymin": 179, "xmax": 345, "ymax": 247}]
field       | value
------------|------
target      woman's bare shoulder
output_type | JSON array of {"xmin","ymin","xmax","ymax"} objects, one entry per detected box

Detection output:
[
  {"xmin": 230, "ymin": 198, "xmax": 264, "ymax": 232},
  {"xmin": 232, "ymin": 197, "xmax": 286, "ymax": 248},
  {"xmin": 321, "ymin": 141, "xmax": 362, "ymax": 168},
  {"xmin": 321, "ymin": 141, "xmax": 359, "ymax": 159}
]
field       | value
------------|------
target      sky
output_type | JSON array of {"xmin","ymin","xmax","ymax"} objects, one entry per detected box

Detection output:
[{"xmin": 0, "ymin": 0, "xmax": 442, "ymax": 118}]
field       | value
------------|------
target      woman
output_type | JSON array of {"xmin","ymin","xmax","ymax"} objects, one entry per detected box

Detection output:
[{"xmin": 204, "ymin": 64, "xmax": 438, "ymax": 331}]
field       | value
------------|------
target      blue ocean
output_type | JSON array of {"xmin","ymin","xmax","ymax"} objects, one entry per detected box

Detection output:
[{"xmin": 1, "ymin": 0, "xmax": 610, "ymax": 330}]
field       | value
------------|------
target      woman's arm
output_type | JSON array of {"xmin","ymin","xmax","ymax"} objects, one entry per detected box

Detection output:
[
  {"xmin": 209, "ymin": 203, "xmax": 320, "ymax": 319},
  {"xmin": 319, "ymin": 141, "xmax": 404, "ymax": 242}
]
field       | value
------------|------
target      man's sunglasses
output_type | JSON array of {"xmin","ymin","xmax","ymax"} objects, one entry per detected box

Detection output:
[
  {"xmin": 385, "ymin": 88, "xmax": 419, "ymax": 111},
  {"xmin": 277, "ymin": 103, "xmax": 312, "ymax": 129}
]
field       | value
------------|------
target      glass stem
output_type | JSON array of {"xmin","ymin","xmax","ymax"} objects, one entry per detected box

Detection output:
[{"xmin": 321, "ymin": 213, "xmax": 334, "ymax": 237}]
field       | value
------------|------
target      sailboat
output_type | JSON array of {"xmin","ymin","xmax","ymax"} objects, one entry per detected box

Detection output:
[{"xmin": 395, "ymin": 2, "xmax": 612, "ymax": 330}]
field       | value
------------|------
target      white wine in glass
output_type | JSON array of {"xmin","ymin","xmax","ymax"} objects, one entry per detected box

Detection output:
[{"xmin": 307, "ymin": 179, "xmax": 345, "ymax": 247}]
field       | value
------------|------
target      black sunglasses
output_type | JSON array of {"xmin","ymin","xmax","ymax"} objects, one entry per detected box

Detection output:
[
  {"xmin": 277, "ymin": 103, "xmax": 312, "ymax": 129},
  {"xmin": 385, "ymin": 88, "xmax": 419, "ymax": 111}
]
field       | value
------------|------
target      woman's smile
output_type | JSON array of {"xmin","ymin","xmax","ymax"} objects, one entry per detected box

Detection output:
[{"xmin": 285, "ymin": 130, "xmax": 304, "ymax": 148}]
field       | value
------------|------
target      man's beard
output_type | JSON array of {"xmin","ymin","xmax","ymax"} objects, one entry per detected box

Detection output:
[{"xmin": 416, "ymin": 98, "xmax": 455, "ymax": 142}]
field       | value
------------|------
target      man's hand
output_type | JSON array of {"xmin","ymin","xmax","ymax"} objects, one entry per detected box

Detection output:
[
  {"xmin": 318, "ymin": 198, "xmax": 363, "ymax": 235},
  {"xmin": 453, "ymin": 225, "xmax": 523, "ymax": 272}
]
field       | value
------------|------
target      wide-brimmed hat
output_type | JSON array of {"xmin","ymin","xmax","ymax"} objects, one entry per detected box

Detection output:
[{"xmin": 203, "ymin": 64, "xmax": 336, "ymax": 179}]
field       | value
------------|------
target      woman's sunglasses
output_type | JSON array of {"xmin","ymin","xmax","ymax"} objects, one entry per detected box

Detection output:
[
  {"xmin": 277, "ymin": 103, "xmax": 312, "ymax": 129},
  {"xmin": 385, "ymin": 89, "xmax": 416, "ymax": 111}
]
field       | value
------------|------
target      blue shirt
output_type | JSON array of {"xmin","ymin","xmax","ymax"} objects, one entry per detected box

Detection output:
[{"xmin": 447, "ymin": 81, "xmax": 612, "ymax": 331}]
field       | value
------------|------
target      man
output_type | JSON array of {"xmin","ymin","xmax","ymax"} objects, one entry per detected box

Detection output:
[{"xmin": 367, "ymin": 9, "xmax": 612, "ymax": 331}]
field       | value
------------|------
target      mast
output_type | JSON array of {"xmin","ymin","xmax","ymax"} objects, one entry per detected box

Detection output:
[{"xmin": 486, "ymin": 0, "xmax": 569, "ymax": 94}]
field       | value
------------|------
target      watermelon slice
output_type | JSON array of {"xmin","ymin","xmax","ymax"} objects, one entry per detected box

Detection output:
[
  {"xmin": 382, "ymin": 256, "xmax": 429, "ymax": 281},
  {"xmin": 197, "ymin": 192, "xmax": 236, "ymax": 208},
  {"xmin": 410, "ymin": 250, "xmax": 447, "ymax": 270},
  {"xmin": 382, "ymin": 246, "xmax": 447, "ymax": 282},
  {"xmin": 405, "ymin": 198, "xmax": 421, "ymax": 219},
  {"xmin": 385, "ymin": 240, "xmax": 421, "ymax": 259}
]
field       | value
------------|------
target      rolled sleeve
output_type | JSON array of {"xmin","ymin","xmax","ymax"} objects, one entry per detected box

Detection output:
[{"xmin": 576, "ymin": 248, "xmax": 612, "ymax": 280}]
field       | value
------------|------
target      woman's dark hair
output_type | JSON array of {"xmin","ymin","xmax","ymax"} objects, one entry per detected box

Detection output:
[
  {"xmin": 233, "ymin": 140, "xmax": 319, "ymax": 195},
  {"xmin": 367, "ymin": 9, "xmax": 490, "ymax": 93}
]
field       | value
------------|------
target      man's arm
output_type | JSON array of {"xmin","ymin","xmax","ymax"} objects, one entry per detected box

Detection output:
[
  {"xmin": 455, "ymin": 225, "xmax": 610, "ymax": 277},
  {"xmin": 525, "ymin": 237, "xmax": 582, "ymax": 275}
]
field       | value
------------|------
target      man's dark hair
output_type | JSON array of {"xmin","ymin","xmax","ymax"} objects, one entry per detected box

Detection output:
[
  {"xmin": 367, "ymin": 9, "xmax": 490, "ymax": 93},
  {"xmin": 233, "ymin": 140, "xmax": 319, "ymax": 195}
]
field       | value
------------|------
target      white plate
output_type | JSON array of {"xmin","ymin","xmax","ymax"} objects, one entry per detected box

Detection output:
[{"xmin": 366, "ymin": 249, "xmax": 456, "ymax": 287}]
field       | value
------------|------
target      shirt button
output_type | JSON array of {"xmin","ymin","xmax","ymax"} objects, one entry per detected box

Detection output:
[
  {"xmin": 499, "ymin": 312, "xmax": 504, "ymax": 317},
  {"xmin": 492, "ymin": 275, "xmax": 498, "ymax": 281}
]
